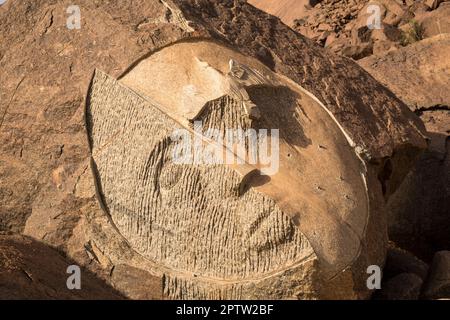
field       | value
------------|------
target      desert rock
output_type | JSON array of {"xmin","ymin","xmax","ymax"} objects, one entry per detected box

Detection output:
[
  {"xmin": 384, "ymin": 245, "xmax": 429, "ymax": 281},
  {"xmin": 360, "ymin": 34, "xmax": 450, "ymax": 260},
  {"xmin": 359, "ymin": 34, "xmax": 450, "ymax": 111},
  {"xmin": 0, "ymin": 0, "xmax": 427, "ymax": 299}
]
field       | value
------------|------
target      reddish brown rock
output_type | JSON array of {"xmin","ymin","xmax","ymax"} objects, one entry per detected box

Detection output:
[
  {"xmin": 424, "ymin": 0, "xmax": 446, "ymax": 10},
  {"xmin": 0, "ymin": 0, "xmax": 427, "ymax": 299},
  {"xmin": 415, "ymin": 2, "xmax": 450, "ymax": 38},
  {"xmin": 359, "ymin": 34, "xmax": 450, "ymax": 111},
  {"xmin": 360, "ymin": 34, "xmax": 450, "ymax": 260}
]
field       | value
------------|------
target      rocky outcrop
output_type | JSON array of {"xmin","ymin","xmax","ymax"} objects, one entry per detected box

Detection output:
[
  {"xmin": 374, "ymin": 272, "xmax": 423, "ymax": 300},
  {"xmin": 423, "ymin": 251, "xmax": 450, "ymax": 299},
  {"xmin": 293, "ymin": 0, "xmax": 371, "ymax": 55},
  {"xmin": 277, "ymin": 0, "xmax": 450, "ymax": 59},
  {"xmin": 374, "ymin": 244, "xmax": 436, "ymax": 300},
  {"xmin": 0, "ymin": 0, "xmax": 427, "ymax": 299},
  {"xmin": 247, "ymin": 0, "xmax": 449, "ymax": 301},
  {"xmin": 360, "ymin": 34, "xmax": 450, "ymax": 261},
  {"xmin": 247, "ymin": 0, "xmax": 313, "ymax": 26},
  {"xmin": 384, "ymin": 131, "xmax": 449, "ymax": 261},
  {"xmin": 88, "ymin": 43, "xmax": 370, "ymax": 298}
]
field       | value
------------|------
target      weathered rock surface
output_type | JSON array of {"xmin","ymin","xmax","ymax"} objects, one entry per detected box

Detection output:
[
  {"xmin": 425, "ymin": 0, "xmax": 445, "ymax": 10},
  {"xmin": 247, "ymin": 0, "xmax": 312, "ymax": 26},
  {"xmin": 423, "ymin": 251, "xmax": 450, "ymax": 299},
  {"xmin": 360, "ymin": 34, "xmax": 450, "ymax": 260},
  {"xmin": 250, "ymin": 0, "xmax": 450, "ymax": 60},
  {"xmin": 88, "ymin": 42, "xmax": 369, "ymax": 298},
  {"xmin": 0, "ymin": 234, "xmax": 124, "ymax": 299},
  {"xmin": 0, "ymin": 0, "xmax": 427, "ymax": 299},
  {"xmin": 110, "ymin": 264, "xmax": 163, "ymax": 300},
  {"xmin": 413, "ymin": 2, "xmax": 450, "ymax": 38},
  {"xmin": 385, "ymin": 135, "xmax": 450, "ymax": 260},
  {"xmin": 384, "ymin": 245, "xmax": 429, "ymax": 281}
]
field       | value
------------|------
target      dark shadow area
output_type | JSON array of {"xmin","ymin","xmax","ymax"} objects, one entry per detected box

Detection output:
[
  {"xmin": 239, "ymin": 169, "xmax": 271, "ymax": 196},
  {"xmin": 248, "ymin": 85, "xmax": 312, "ymax": 149},
  {"xmin": 387, "ymin": 133, "xmax": 450, "ymax": 262},
  {"xmin": 0, "ymin": 234, "xmax": 126, "ymax": 300}
]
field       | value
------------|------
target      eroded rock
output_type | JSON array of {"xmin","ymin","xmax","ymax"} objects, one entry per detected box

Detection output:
[
  {"xmin": 247, "ymin": 0, "xmax": 313, "ymax": 26},
  {"xmin": 0, "ymin": 0, "xmax": 427, "ymax": 299},
  {"xmin": 384, "ymin": 245, "xmax": 429, "ymax": 281},
  {"xmin": 359, "ymin": 34, "xmax": 450, "ymax": 111},
  {"xmin": 360, "ymin": 34, "xmax": 450, "ymax": 260}
]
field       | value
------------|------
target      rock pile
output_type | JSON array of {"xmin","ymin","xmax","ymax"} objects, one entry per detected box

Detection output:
[
  {"xmin": 290, "ymin": 0, "xmax": 450, "ymax": 59},
  {"xmin": 247, "ymin": 0, "xmax": 313, "ymax": 25}
]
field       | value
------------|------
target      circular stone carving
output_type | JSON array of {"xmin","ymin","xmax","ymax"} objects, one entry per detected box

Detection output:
[{"xmin": 87, "ymin": 41, "xmax": 368, "ymax": 283}]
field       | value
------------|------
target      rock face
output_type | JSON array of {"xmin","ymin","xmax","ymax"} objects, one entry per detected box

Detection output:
[
  {"xmin": 373, "ymin": 244, "xmax": 444, "ymax": 300},
  {"xmin": 373, "ymin": 244, "xmax": 429, "ymax": 300},
  {"xmin": 414, "ymin": 2, "xmax": 450, "ymax": 38},
  {"xmin": 247, "ymin": 0, "xmax": 312, "ymax": 26},
  {"xmin": 360, "ymin": 34, "xmax": 450, "ymax": 260},
  {"xmin": 359, "ymin": 34, "xmax": 450, "ymax": 111},
  {"xmin": 89, "ymin": 69, "xmax": 319, "ymax": 299},
  {"xmin": 0, "ymin": 0, "xmax": 427, "ymax": 299},
  {"xmin": 88, "ymin": 42, "xmax": 370, "ymax": 298},
  {"xmin": 247, "ymin": 0, "xmax": 449, "ymax": 300},
  {"xmin": 384, "ymin": 133, "xmax": 449, "ymax": 261},
  {"xmin": 374, "ymin": 272, "xmax": 423, "ymax": 300}
]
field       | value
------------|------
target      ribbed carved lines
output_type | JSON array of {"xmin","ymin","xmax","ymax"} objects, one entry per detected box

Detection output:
[{"xmin": 88, "ymin": 71, "xmax": 313, "ymax": 281}]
